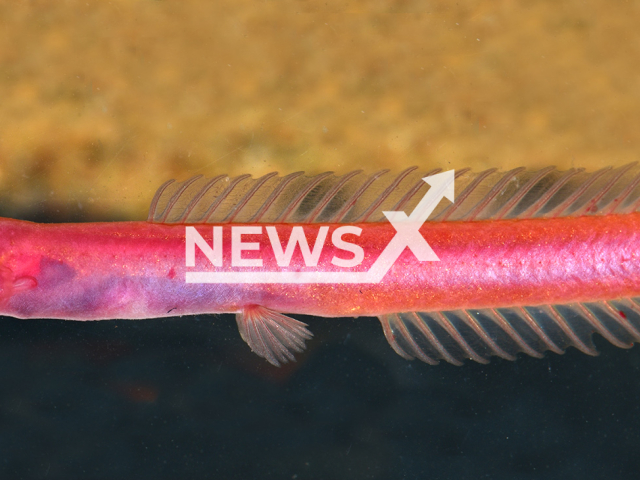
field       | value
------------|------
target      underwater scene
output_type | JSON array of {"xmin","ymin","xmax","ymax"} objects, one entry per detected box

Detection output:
[{"xmin": 1, "ymin": 2, "xmax": 640, "ymax": 479}]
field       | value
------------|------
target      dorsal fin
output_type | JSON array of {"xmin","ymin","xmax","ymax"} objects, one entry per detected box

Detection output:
[{"xmin": 147, "ymin": 164, "xmax": 640, "ymax": 224}]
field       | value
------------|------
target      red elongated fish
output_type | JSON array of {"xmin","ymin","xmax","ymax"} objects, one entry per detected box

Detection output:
[{"xmin": 1, "ymin": 165, "xmax": 640, "ymax": 366}]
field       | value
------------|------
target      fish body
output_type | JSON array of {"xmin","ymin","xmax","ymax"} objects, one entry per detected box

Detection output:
[
  {"xmin": 2, "ymin": 165, "xmax": 640, "ymax": 365},
  {"xmin": 1, "ymin": 213, "xmax": 639, "ymax": 319}
]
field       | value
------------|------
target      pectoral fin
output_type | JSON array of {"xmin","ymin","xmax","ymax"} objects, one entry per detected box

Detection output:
[{"xmin": 236, "ymin": 305, "xmax": 313, "ymax": 366}]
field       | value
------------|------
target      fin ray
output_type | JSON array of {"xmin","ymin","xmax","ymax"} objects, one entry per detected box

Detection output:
[
  {"xmin": 236, "ymin": 305, "xmax": 312, "ymax": 366},
  {"xmin": 379, "ymin": 298, "xmax": 640, "ymax": 365},
  {"xmin": 148, "ymin": 164, "xmax": 640, "ymax": 224}
]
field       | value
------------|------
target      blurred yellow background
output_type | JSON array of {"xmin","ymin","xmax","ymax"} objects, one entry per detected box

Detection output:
[{"xmin": 1, "ymin": 1, "xmax": 638, "ymax": 219}]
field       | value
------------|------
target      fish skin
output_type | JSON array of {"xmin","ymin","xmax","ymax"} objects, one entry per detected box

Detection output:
[{"xmin": 1, "ymin": 212, "xmax": 639, "ymax": 320}]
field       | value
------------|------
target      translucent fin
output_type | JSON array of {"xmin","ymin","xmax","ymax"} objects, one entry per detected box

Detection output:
[
  {"xmin": 148, "ymin": 164, "xmax": 640, "ymax": 224},
  {"xmin": 379, "ymin": 298, "xmax": 640, "ymax": 365},
  {"xmin": 434, "ymin": 163, "xmax": 640, "ymax": 221},
  {"xmin": 235, "ymin": 305, "xmax": 313, "ymax": 366}
]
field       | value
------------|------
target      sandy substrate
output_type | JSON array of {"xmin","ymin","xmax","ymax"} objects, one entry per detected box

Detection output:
[{"xmin": 1, "ymin": 1, "xmax": 639, "ymax": 219}]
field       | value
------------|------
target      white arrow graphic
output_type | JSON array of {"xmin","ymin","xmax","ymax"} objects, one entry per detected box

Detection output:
[{"xmin": 186, "ymin": 170, "xmax": 455, "ymax": 284}]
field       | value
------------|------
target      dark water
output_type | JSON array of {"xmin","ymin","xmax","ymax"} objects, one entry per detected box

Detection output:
[
  {"xmin": 1, "ymin": 310, "xmax": 639, "ymax": 479},
  {"xmin": 2, "ymin": 210, "xmax": 640, "ymax": 480}
]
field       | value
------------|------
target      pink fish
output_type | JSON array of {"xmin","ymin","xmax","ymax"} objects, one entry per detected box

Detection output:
[{"xmin": 1, "ymin": 165, "xmax": 640, "ymax": 366}]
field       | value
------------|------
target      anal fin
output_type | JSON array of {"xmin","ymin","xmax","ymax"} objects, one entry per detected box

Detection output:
[
  {"xmin": 236, "ymin": 305, "xmax": 313, "ymax": 366},
  {"xmin": 379, "ymin": 298, "xmax": 640, "ymax": 366}
]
